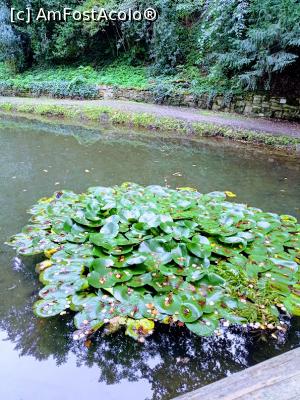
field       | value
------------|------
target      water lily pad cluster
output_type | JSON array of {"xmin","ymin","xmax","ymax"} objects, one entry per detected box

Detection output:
[{"xmin": 7, "ymin": 183, "xmax": 300, "ymax": 341}]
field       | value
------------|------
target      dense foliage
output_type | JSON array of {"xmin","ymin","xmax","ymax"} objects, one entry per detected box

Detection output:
[
  {"xmin": 8, "ymin": 184, "xmax": 300, "ymax": 341},
  {"xmin": 0, "ymin": 62, "xmax": 149, "ymax": 98},
  {"xmin": 0, "ymin": 4, "xmax": 24, "ymax": 71},
  {"xmin": 0, "ymin": 0, "xmax": 299, "ymax": 94},
  {"xmin": 199, "ymin": 0, "xmax": 300, "ymax": 91}
]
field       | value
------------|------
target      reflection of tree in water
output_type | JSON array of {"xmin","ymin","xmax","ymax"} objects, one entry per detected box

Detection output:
[
  {"xmin": 0, "ymin": 116, "xmax": 103, "ymax": 146},
  {"xmin": 0, "ymin": 253, "xmax": 73, "ymax": 365},
  {"xmin": 1, "ymin": 273, "xmax": 300, "ymax": 400},
  {"xmin": 0, "ymin": 289, "xmax": 250, "ymax": 399},
  {"xmin": 73, "ymin": 326, "xmax": 251, "ymax": 399},
  {"xmin": 0, "ymin": 300, "xmax": 72, "ymax": 365}
]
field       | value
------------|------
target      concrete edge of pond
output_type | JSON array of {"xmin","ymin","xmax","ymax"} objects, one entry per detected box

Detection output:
[{"xmin": 173, "ymin": 347, "xmax": 300, "ymax": 400}]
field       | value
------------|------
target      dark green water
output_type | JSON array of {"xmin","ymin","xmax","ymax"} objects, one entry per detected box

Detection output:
[{"xmin": 0, "ymin": 114, "xmax": 299, "ymax": 400}]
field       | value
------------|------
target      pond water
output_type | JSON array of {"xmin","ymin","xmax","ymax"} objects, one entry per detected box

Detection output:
[{"xmin": 0, "ymin": 113, "xmax": 299, "ymax": 400}]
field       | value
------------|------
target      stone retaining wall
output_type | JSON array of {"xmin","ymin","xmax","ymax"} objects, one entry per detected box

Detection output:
[
  {"xmin": 1, "ymin": 83, "xmax": 299, "ymax": 120},
  {"xmin": 209, "ymin": 94, "xmax": 300, "ymax": 120},
  {"xmin": 103, "ymin": 86, "xmax": 299, "ymax": 121}
]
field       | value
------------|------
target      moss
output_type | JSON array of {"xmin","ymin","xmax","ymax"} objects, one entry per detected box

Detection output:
[
  {"xmin": 31, "ymin": 105, "xmax": 77, "ymax": 118},
  {"xmin": 80, "ymin": 106, "xmax": 111, "ymax": 121},
  {"xmin": 191, "ymin": 122, "xmax": 299, "ymax": 147},
  {"xmin": 16, "ymin": 104, "xmax": 35, "ymax": 113},
  {"xmin": 0, "ymin": 103, "xmax": 13, "ymax": 112},
  {"xmin": 0, "ymin": 101, "xmax": 299, "ymax": 149}
]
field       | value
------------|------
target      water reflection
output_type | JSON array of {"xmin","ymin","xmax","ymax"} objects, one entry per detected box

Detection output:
[
  {"xmin": 1, "ymin": 259, "xmax": 300, "ymax": 400},
  {"xmin": 1, "ymin": 286, "xmax": 249, "ymax": 400}
]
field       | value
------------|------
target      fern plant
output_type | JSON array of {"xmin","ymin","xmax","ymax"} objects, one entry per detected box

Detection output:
[{"xmin": 199, "ymin": 0, "xmax": 300, "ymax": 91}]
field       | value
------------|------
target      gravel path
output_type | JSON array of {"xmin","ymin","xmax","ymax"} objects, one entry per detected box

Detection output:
[{"xmin": 1, "ymin": 96, "xmax": 299, "ymax": 137}]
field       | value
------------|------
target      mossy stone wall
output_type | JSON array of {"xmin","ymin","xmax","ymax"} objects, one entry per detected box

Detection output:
[
  {"xmin": 0, "ymin": 84, "xmax": 299, "ymax": 120},
  {"xmin": 108, "ymin": 87, "xmax": 300, "ymax": 121}
]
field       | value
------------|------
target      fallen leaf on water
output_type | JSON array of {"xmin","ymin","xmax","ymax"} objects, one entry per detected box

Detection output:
[{"xmin": 225, "ymin": 191, "xmax": 236, "ymax": 198}]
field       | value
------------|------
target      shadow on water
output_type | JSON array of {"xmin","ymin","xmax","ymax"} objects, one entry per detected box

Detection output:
[
  {"xmin": 1, "ymin": 261, "xmax": 300, "ymax": 400},
  {"xmin": 0, "ymin": 113, "xmax": 299, "ymax": 400}
]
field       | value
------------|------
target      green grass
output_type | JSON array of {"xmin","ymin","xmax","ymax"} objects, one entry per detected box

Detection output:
[
  {"xmin": 0, "ymin": 62, "xmax": 230, "ymax": 95},
  {"xmin": 0, "ymin": 62, "xmax": 241, "ymax": 102},
  {"xmin": 0, "ymin": 101, "xmax": 298, "ymax": 149},
  {"xmin": 0, "ymin": 62, "xmax": 150, "ymax": 90}
]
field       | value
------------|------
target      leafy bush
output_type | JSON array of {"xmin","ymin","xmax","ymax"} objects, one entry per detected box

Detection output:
[
  {"xmin": 29, "ymin": 81, "xmax": 99, "ymax": 99},
  {"xmin": 199, "ymin": 0, "xmax": 300, "ymax": 91},
  {"xmin": 151, "ymin": 80, "xmax": 178, "ymax": 104},
  {"xmin": 1, "ymin": 0, "xmax": 298, "ymax": 95},
  {"xmin": 0, "ymin": 62, "xmax": 149, "ymax": 92},
  {"xmin": 0, "ymin": 81, "xmax": 15, "ymax": 94},
  {"xmin": 0, "ymin": 61, "xmax": 150, "ymax": 98},
  {"xmin": 7, "ymin": 184, "xmax": 300, "ymax": 341},
  {"xmin": 0, "ymin": 4, "xmax": 24, "ymax": 72}
]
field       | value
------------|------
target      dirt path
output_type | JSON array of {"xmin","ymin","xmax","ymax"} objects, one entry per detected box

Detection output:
[{"xmin": 1, "ymin": 96, "xmax": 300, "ymax": 137}]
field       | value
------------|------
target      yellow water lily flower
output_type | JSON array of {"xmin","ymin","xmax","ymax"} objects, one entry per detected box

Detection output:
[
  {"xmin": 225, "ymin": 191, "xmax": 237, "ymax": 198},
  {"xmin": 44, "ymin": 248, "xmax": 58, "ymax": 258},
  {"xmin": 36, "ymin": 259, "xmax": 52, "ymax": 273},
  {"xmin": 39, "ymin": 196, "xmax": 55, "ymax": 204}
]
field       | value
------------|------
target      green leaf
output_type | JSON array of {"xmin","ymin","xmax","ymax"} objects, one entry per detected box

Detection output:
[
  {"xmin": 187, "ymin": 235, "xmax": 211, "ymax": 258},
  {"xmin": 154, "ymin": 294, "xmax": 181, "ymax": 315},
  {"xmin": 34, "ymin": 298, "xmax": 69, "ymax": 317},
  {"xmin": 125, "ymin": 318, "xmax": 155, "ymax": 340},
  {"xmin": 127, "ymin": 273, "xmax": 152, "ymax": 287},
  {"xmin": 178, "ymin": 301, "xmax": 203, "ymax": 322},
  {"xmin": 39, "ymin": 264, "xmax": 84, "ymax": 285},
  {"xmin": 100, "ymin": 219, "xmax": 119, "ymax": 238},
  {"xmin": 186, "ymin": 316, "xmax": 219, "ymax": 336},
  {"xmin": 88, "ymin": 269, "xmax": 133, "ymax": 289},
  {"xmin": 39, "ymin": 279, "xmax": 88, "ymax": 299},
  {"xmin": 91, "ymin": 257, "xmax": 115, "ymax": 271}
]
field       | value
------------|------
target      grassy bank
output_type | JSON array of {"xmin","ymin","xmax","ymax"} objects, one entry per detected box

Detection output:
[
  {"xmin": 0, "ymin": 62, "xmax": 237, "ymax": 101},
  {"xmin": 0, "ymin": 63, "xmax": 150, "ymax": 98},
  {"xmin": 0, "ymin": 101, "xmax": 299, "ymax": 150}
]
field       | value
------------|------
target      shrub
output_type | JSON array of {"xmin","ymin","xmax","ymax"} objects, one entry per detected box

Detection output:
[
  {"xmin": 0, "ymin": 5, "xmax": 25, "ymax": 72},
  {"xmin": 29, "ymin": 81, "xmax": 99, "ymax": 99}
]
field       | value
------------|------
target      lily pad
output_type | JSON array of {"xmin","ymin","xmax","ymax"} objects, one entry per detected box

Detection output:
[
  {"xmin": 34, "ymin": 298, "xmax": 69, "ymax": 317},
  {"xmin": 7, "ymin": 183, "xmax": 300, "ymax": 341},
  {"xmin": 178, "ymin": 301, "xmax": 203, "ymax": 323},
  {"xmin": 186, "ymin": 316, "xmax": 219, "ymax": 336}
]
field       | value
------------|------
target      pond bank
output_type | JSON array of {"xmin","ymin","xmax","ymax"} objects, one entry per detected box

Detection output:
[
  {"xmin": 173, "ymin": 346, "xmax": 300, "ymax": 400},
  {"xmin": 0, "ymin": 96, "xmax": 300, "ymax": 150}
]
